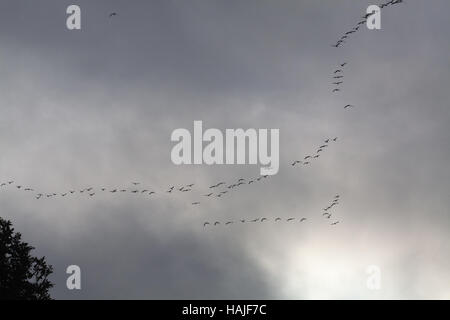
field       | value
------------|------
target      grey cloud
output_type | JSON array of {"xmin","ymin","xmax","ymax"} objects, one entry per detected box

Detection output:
[{"xmin": 1, "ymin": 0, "xmax": 450, "ymax": 299}]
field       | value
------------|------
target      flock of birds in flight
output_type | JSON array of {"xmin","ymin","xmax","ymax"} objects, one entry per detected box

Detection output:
[
  {"xmin": 203, "ymin": 194, "xmax": 342, "ymax": 228},
  {"xmin": 332, "ymin": 0, "xmax": 404, "ymax": 48},
  {"xmin": 1, "ymin": 1, "xmax": 406, "ymax": 230}
]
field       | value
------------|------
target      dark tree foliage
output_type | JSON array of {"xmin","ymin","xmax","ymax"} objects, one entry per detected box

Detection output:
[{"xmin": 0, "ymin": 217, "xmax": 53, "ymax": 300}]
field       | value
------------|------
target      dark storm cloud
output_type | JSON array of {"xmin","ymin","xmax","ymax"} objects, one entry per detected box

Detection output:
[{"xmin": 1, "ymin": 0, "xmax": 450, "ymax": 299}]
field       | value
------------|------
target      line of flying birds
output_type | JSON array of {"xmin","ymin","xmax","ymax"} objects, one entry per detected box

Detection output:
[
  {"xmin": 332, "ymin": 0, "xmax": 404, "ymax": 48},
  {"xmin": 291, "ymin": 137, "xmax": 338, "ymax": 167},
  {"xmin": 1, "ymin": 2, "xmax": 407, "ymax": 229},
  {"xmin": 203, "ymin": 194, "xmax": 341, "ymax": 227}
]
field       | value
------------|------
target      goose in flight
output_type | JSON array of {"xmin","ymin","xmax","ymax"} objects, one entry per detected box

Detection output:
[
  {"xmin": 340, "ymin": 63, "xmax": 347, "ymax": 67},
  {"xmin": 332, "ymin": 88, "xmax": 340, "ymax": 93},
  {"xmin": 186, "ymin": 183, "xmax": 194, "ymax": 188},
  {"xmin": 300, "ymin": 218, "xmax": 307, "ymax": 222},
  {"xmin": 287, "ymin": 218, "xmax": 295, "ymax": 222},
  {"xmin": 225, "ymin": 221, "xmax": 234, "ymax": 225},
  {"xmin": 149, "ymin": 191, "xmax": 155, "ymax": 195},
  {"xmin": 261, "ymin": 218, "xmax": 268, "ymax": 222},
  {"xmin": 332, "ymin": 137, "xmax": 338, "ymax": 142},
  {"xmin": 240, "ymin": 219, "xmax": 246, "ymax": 223},
  {"xmin": 203, "ymin": 222, "xmax": 210, "ymax": 227},
  {"xmin": 132, "ymin": 182, "xmax": 140, "ymax": 185},
  {"xmin": 344, "ymin": 104, "xmax": 354, "ymax": 109},
  {"xmin": 275, "ymin": 217, "xmax": 281, "ymax": 222},
  {"xmin": 192, "ymin": 202, "xmax": 200, "ymax": 205},
  {"xmin": 304, "ymin": 156, "xmax": 311, "ymax": 160},
  {"xmin": 334, "ymin": 69, "xmax": 342, "ymax": 74},
  {"xmin": 214, "ymin": 221, "xmax": 220, "ymax": 226},
  {"xmin": 110, "ymin": 189, "xmax": 117, "ymax": 193},
  {"xmin": 109, "ymin": 12, "xmax": 117, "ymax": 18},
  {"xmin": 333, "ymin": 75, "xmax": 343, "ymax": 79},
  {"xmin": 333, "ymin": 81, "xmax": 343, "ymax": 85},
  {"xmin": 331, "ymin": 221, "xmax": 340, "ymax": 225},
  {"xmin": 89, "ymin": 193, "xmax": 95, "ymax": 197},
  {"xmin": 204, "ymin": 193, "xmax": 213, "ymax": 197},
  {"xmin": 250, "ymin": 218, "xmax": 260, "ymax": 222},
  {"xmin": 292, "ymin": 160, "xmax": 302, "ymax": 166}
]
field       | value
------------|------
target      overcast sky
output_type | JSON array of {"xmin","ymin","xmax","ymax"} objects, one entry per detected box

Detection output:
[{"xmin": 1, "ymin": 0, "xmax": 450, "ymax": 299}]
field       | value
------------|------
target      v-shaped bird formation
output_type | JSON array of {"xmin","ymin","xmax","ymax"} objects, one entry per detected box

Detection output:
[{"xmin": 1, "ymin": 1, "xmax": 408, "ymax": 231}]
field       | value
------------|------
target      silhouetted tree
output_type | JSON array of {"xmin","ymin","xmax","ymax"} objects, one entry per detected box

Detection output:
[{"xmin": 0, "ymin": 217, "xmax": 53, "ymax": 300}]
